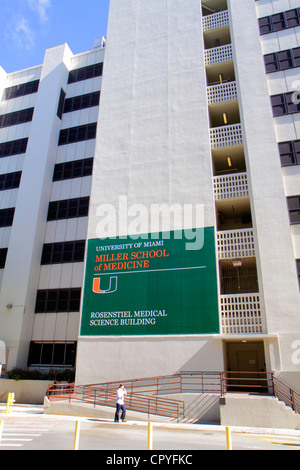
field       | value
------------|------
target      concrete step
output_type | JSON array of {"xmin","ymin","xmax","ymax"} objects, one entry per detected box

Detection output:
[
  {"xmin": 44, "ymin": 392, "xmax": 300, "ymax": 429},
  {"xmin": 220, "ymin": 393, "xmax": 300, "ymax": 429}
]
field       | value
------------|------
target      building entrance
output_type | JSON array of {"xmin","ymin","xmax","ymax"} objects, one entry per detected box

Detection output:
[{"xmin": 225, "ymin": 341, "xmax": 267, "ymax": 392}]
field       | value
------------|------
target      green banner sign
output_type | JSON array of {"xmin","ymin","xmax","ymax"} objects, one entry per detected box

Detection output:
[{"xmin": 80, "ymin": 228, "xmax": 219, "ymax": 336}]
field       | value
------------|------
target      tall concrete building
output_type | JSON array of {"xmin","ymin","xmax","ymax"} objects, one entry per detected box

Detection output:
[{"xmin": 0, "ymin": 0, "xmax": 299, "ymax": 390}]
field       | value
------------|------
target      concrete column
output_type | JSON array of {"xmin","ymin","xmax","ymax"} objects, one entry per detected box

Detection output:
[
  {"xmin": 76, "ymin": 0, "xmax": 223, "ymax": 385},
  {"xmin": 228, "ymin": 0, "xmax": 300, "ymax": 369}
]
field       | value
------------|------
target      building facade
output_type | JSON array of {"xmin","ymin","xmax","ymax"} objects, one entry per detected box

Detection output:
[{"xmin": 0, "ymin": 0, "xmax": 299, "ymax": 388}]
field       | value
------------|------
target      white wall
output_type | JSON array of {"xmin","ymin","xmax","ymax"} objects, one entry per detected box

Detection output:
[
  {"xmin": 31, "ymin": 49, "xmax": 104, "ymax": 346},
  {"xmin": 76, "ymin": 336, "xmax": 224, "ymax": 385},
  {"xmin": 0, "ymin": 44, "xmax": 73, "ymax": 369},
  {"xmin": 258, "ymin": 12, "xmax": 300, "ymax": 266},
  {"xmin": 76, "ymin": 0, "xmax": 222, "ymax": 384},
  {"xmin": 87, "ymin": 0, "xmax": 215, "ymax": 239},
  {"xmin": 229, "ymin": 0, "xmax": 300, "ymax": 370},
  {"xmin": 0, "ymin": 44, "xmax": 106, "ymax": 369}
]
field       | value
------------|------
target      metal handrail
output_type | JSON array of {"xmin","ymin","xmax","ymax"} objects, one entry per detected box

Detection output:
[
  {"xmin": 78, "ymin": 387, "xmax": 184, "ymax": 419},
  {"xmin": 47, "ymin": 383, "xmax": 184, "ymax": 421},
  {"xmin": 272, "ymin": 376, "xmax": 300, "ymax": 414},
  {"xmin": 46, "ymin": 371, "xmax": 300, "ymax": 418},
  {"xmin": 81, "ymin": 371, "xmax": 225, "ymax": 396}
]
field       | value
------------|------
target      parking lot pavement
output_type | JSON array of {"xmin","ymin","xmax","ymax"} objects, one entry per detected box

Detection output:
[{"xmin": 0, "ymin": 404, "xmax": 300, "ymax": 452}]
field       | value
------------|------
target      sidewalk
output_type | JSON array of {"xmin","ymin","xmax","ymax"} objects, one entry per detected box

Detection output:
[{"xmin": 6, "ymin": 401, "xmax": 300, "ymax": 438}]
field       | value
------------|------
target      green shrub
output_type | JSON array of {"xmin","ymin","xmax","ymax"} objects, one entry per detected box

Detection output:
[{"xmin": 6, "ymin": 368, "xmax": 75, "ymax": 382}]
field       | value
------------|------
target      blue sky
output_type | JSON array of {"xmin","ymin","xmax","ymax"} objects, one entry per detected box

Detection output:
[{"xmin": 0, "ymin": 0, "xmax": 110, "ymax": 73}]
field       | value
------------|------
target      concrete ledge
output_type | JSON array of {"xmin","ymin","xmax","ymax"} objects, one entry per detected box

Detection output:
[
  {"xmin": 220, "ymin": 394, "xmax": 300, "ymax": 430},
  {"xmin": 0, "ymin": 379, "xmax": 52, "ymax": 404}
]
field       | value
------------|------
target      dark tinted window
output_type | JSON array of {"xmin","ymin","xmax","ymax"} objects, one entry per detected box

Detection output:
[
  {"xmin": 3, "ymin": 80, "xmax": 39, "ymax": 100},
  {"xmin": 68, "ymin": 63, "xmax": 103, "ymax": 84}
]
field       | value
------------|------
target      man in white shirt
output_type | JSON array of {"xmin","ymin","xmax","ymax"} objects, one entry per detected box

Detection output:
[{"xmin": 114, "ymin": 384, "xmax": 127, "ymax": 422}]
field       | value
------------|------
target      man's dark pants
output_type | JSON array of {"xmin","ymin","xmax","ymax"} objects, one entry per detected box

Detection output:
[{"xmin": 114, "ymin": 403, "xmax": 126, "ymax": 422}]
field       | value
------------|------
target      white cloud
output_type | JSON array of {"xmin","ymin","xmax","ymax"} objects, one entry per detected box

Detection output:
[
  {"xmin": 8, "ymin": 0, "xmax": 51, "ymax": 52},
  {"xmin": 13, "ymin": 17, "xmax": 35, "ymax": 49},
  {"xmin": 28, "ymin": 0, "xmax": 51, "ymax": 23}
]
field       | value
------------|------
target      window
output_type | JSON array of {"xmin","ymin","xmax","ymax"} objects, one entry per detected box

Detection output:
[
  {"xmin": 286, "ymin": 8, "xmax": 300, "ymax": 27},
  {"xmin": 0, "ymin": 208, "xmax": 15, "ymax": 227},
  {"xmin": 259, "ymin": 8, "xmax": 300, "ymax": 35},
  {"xmin": 0, "ymin": 108, "xmax": 34, "ymax": 128},
  {"xmin": 35, "ymin": 288, "xmax": 81, "ymax": 313},
  {"xmin": 0, "ymin": 138, "xmax": 28, "ymax": 158},
  {"xmin": 0, "ymin": 171, "xmax": 22, "ymax": 190},
  {"xmin": 47, "ymin": 197, "xmax": 89, "ymax": 221},
  {"xmin": 264, "ymin": 52, "xmax": 279, "ymax": 73},
  {"xmin": 57, "ymin": 89, "xmax": 66, "ymax": 120},
  {"xmin": 271, "ymin": 94, "xmax": 287, "ymax": 116},
  {"xmin": 271, "ymin": 92, "xmax": 300, "ymax": 116},
  {"xmin": 53, "ymin": 158, "xmax": 93, "ymax": 181},
  {"xmin": 287, "ymin": 196, "xmax": 300, "ymax": 224},
  {"xmin": 278, "ymin": 140, "xmax": 300, "ymax": 166},
  {"xmin": 28, "ymin": 341, "xmax": 77, "ymax": 367},
  {"xmin": 68, "ymin": 63, "xmax": 103, "ymax": 84},
  {"xmin": 63, "ymin": 91, "xmax": 100, "ymax": 113},
  {"xmin": 272, "ymin": 12, "xmax": 286, "ymax": 31},
  {"xmin": 3, "ymin": 80, "xmax": 39, "ymax": 101},
  {"xmin": 293, "ymin": 47, "xmax": 300, "ymax": 67},
  {"xmin": 258, "ymin": 16, "xmax": 273, "ymax": 35},
  {"xmin": 286, "ymin": 92, "xmax": 300, "ymax": 114},
  {"xmin": 41, "ymin": 240, "xmax": 85, "ymax": 264},
  {"xmin": 264, "ymin": 48, "xmax": 300, "ymax": 73},
  {"xmin": 277, "ymin": 49, "xmax": 294, "ymax": 70},
  {"xmin": 0, "ymin": 248, "xmax": 8, "ymax": 269},
  {"xmin": 58, "ymin": 123, "xmax": 97, "ymax": 145},
  {"xmin": 220, "ymin": 259, "xmax": 259, "ymax": 295}
]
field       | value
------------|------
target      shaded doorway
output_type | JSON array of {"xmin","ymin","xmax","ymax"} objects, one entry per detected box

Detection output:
[{"xmin": 225, "ymin": 341, "xmax": 268, "ymax": 393}]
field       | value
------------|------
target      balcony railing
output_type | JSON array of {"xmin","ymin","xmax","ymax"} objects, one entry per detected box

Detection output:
[
  {"xmin": 207, "ymin": 81, "xmax": 237, "ymax": 105},
  {"xmin": 203, "ymin": 10, "xmax": 229, "ymax": 31},
  {"xmin": 210, "ymin": 123, "xmax": 243, "ymax": 148},
  {"xmin": 220, "ymin": 293, "xmax": 263, "ymax": 334},
  {"xmin": 217, "ymin": 229, "xmax": 255, "ymax": 259},
  {"xmin": 214, "ymin": 172, "xmax": 248, "ymax": 200},
  {"xmin": 205, "ymin": 44, "xmax": 233, "ymax": 66}
]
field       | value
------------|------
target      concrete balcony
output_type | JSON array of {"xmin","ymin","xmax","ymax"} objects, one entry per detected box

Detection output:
[
  {"xmin": 210, "ymin": 123, "xmax": 243, "ymax": 149},
  {"xmin": 205, "ymin": 44, "xmax": 233, "ymax": 66},
  {"xmin": 214, "ymin": 172, "xmax": 248, "ymax": 200},
  {"xmin": 202, "ymin": 10, "xmax": 229, "ymax": 32},
  {"xmin": 217, "ymin": 228, "xmax": 255, "ymax": 259},
  {"xmin": 220, "ymin": 293, "xmax": 263, "ymax": 335},
  {"xmin": 207, "ymin": 81, "xmax": 237, "ymax": 105}
]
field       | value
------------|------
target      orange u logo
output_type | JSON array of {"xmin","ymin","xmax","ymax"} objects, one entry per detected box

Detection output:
[{"xmin": 93, "ymin": 276, "xmax": 118, "ymax": 294}]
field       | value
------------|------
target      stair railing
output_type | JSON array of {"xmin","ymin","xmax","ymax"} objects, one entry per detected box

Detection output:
[{"xmin": 272, "ymin": 376, "xmax": 300, "ymax": 414}]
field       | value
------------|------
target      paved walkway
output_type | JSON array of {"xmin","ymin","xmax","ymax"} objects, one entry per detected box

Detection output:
[{"xmin": 0, "ymin": 404, "xmax": 300, "ymax": 452}]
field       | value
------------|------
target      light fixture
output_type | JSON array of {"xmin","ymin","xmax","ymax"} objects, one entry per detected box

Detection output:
[
  {"xmin": 232, "ymin": 260, "xmax": 242, "ymax": 267},
  {"xmin": 5, "ymin": 303, "xmax": 26, "ymax": 314},
  {"xmin": 227, "ymin": 156, "xmax": 232, "ymax": 167},
  {"xmin": 223, "ymin": 113, "xmax": 228, "ymax": 124}
]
